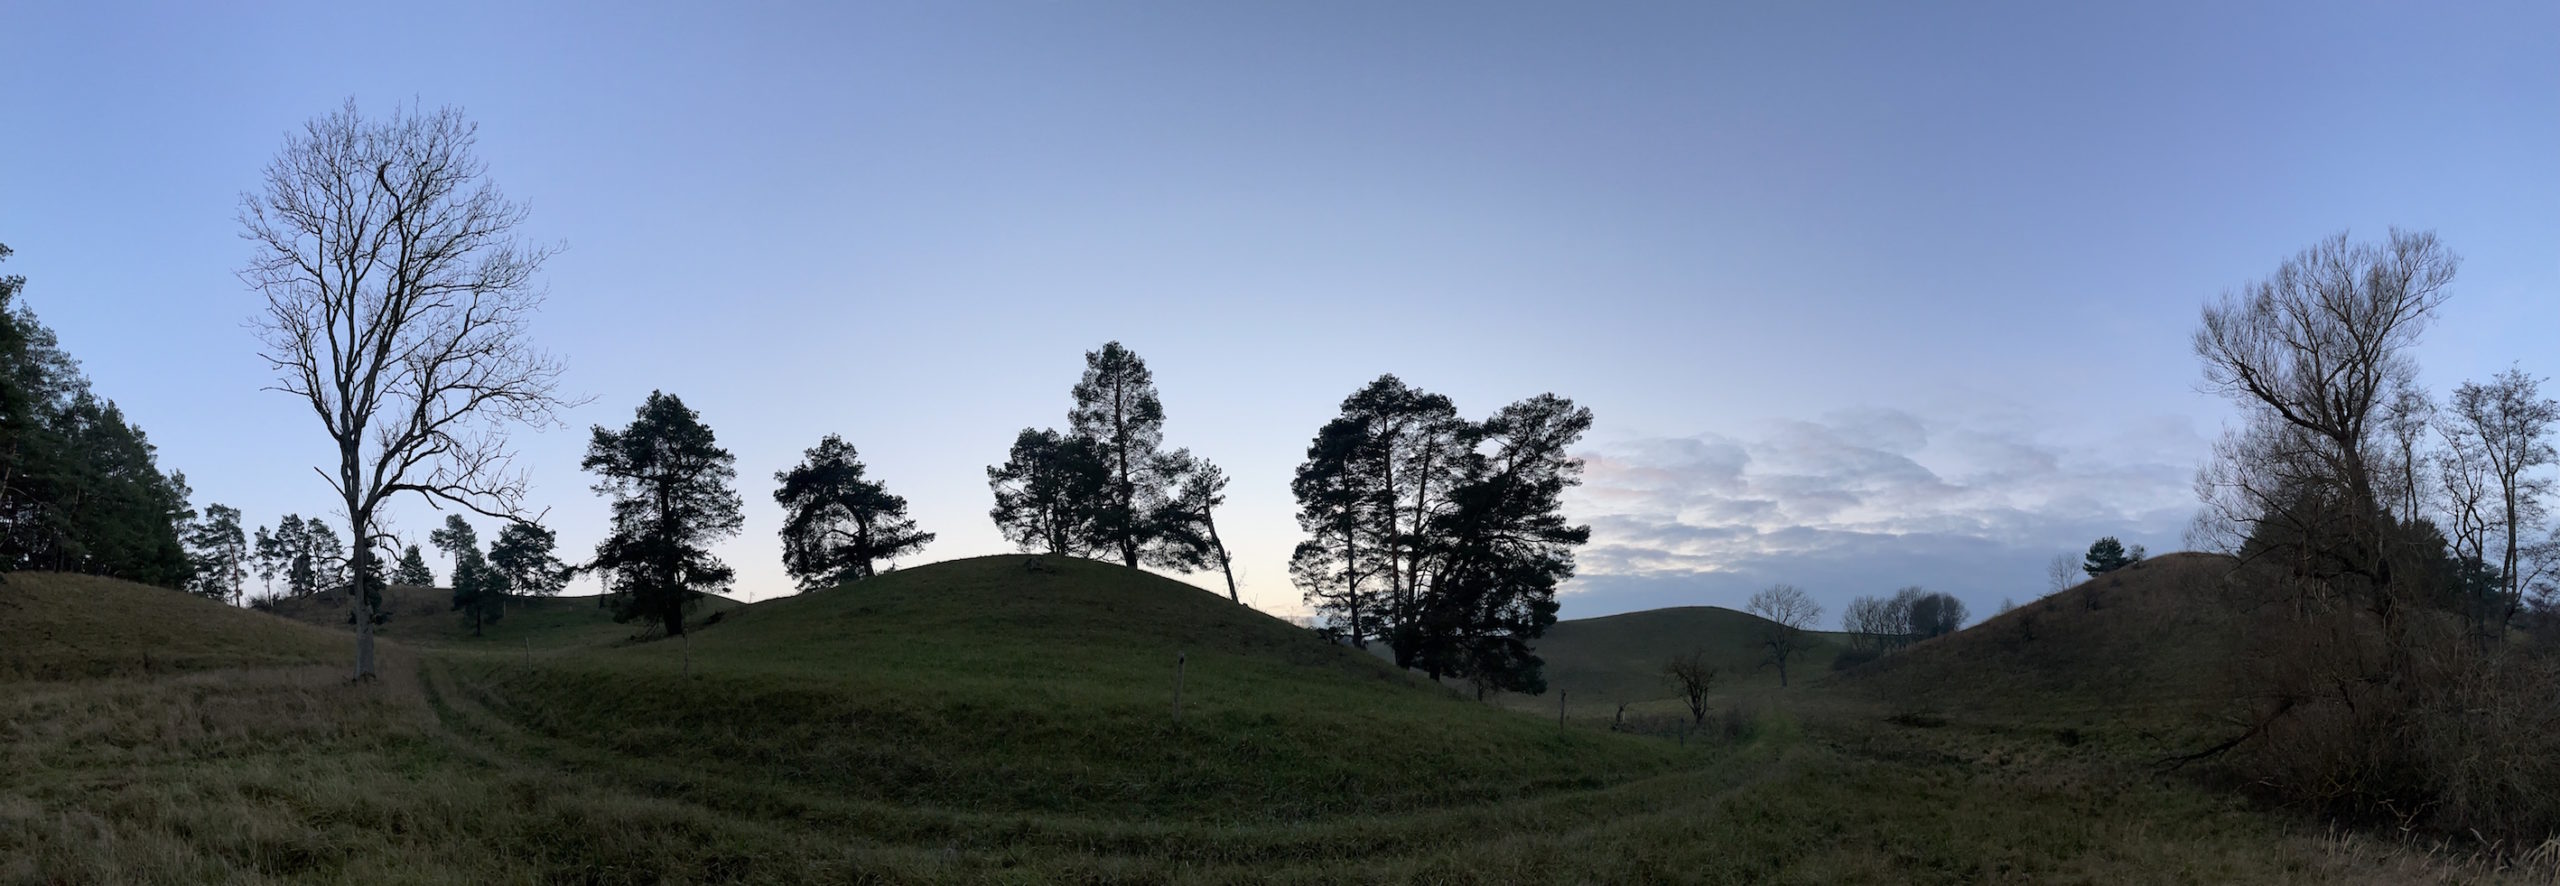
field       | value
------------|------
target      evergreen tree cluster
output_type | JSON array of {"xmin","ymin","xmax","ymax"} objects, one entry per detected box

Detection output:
[
  {"xmin": 1288, "ymin": 375, "xmax": 1593, "ymax": 695},
  {"xmin": 0, "ymin": 244, "xmax": 197, "ymax": 587},
  {"xmin": 986, "ymin": 342, "xmax": 1239, "ymax": 598},
  {"xmin": 183, "ymin": 504, "xmax": 248, "ymax": 604},
  {"xmin": 251, "ymin": 514, "xmax": 347, "ymax": 600}
]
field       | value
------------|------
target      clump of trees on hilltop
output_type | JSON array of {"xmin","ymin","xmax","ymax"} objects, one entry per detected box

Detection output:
[
  {"xmin": 987, "ymin": 342, "xmax": 1239, "ymax": 601},
  {"xmin": 1288, "ymin": 375, "xmax": 1593, "ymax": 696},
  {"xmin": 1841, "ymin": 586, "xmax": 1969, "ymax": 654}
]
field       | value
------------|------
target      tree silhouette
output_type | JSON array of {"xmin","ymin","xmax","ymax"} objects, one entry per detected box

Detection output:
[
  {"xmin": 1291, "ymin": 415, "xmax": 1382, "ymax": 646},
  {"xmin": 185, "ymin": 504, "xmax": 249, "ymax": 604},
  {"xmin": 239, "ymin": 101, "xmax": 574, "ymax": 678},
  {"xmin": 1291, "ymin": 379, "xmax": 1591, "ymax": 690},
  {"xmin": 583, "ymin": 391, "xmax": 741, "ymax": 637},
  {"xmin": 1151, "ymin": 449, "xmax": 1239, "ymax": 603},
  {"xmin": 1747, "ymin": 584, "xmax": 1822, "ymax": 688},
  {"xmin": 431, "ymin": 514, "xmax": 502, "ymax": 636},
  {"xmin": 2083, "ymin": 537, "xmax": 2133, "ymax": 576},
  {"xmin": 988, "ymin": 427, "xmax": 1106, "ymax": 557},
  {"xmin": 0, "ymin": 244, "xmax": 197, "ymax": 587},
  {"xmin": 776, "ymin": 434, "xmax": 934, "ymax": 590},
  {"xmin": 1068, "ymin": 342, "xmax": 1169, "ymax": 569},
  {"xmin": 489, "ymin": 522, "xmax": 568, "ymax": 597},
  {"xmin": 392, "ymin": 544, "xmax": 434, "ymax": 587},
  {"xmin": 1414, "ymin": 394, "xmax": 1591, "ymax": 693}
]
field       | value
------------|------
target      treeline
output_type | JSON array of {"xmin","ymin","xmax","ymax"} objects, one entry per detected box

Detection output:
[{"xmin": 0, "ymin": 243, "xmax": 201, "ymax": 589}]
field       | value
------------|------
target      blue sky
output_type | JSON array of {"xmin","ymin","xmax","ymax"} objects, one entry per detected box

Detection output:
[{"xmin": 4, "ymin": 2, "xmax": 2554, "ymax": 622}]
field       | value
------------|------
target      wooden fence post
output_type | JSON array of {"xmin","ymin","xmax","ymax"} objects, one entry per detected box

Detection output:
[{"xmin": 1174, "ymin": 651, "xmax": 1187, "ymax": 724}]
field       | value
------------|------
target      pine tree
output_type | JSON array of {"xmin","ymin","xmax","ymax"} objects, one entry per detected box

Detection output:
[
  {"xmin": 584, "ymin": 391, "xmax": 741, "ymax": 637},
  {"xmin": 1290, "ymin": 379, "xmax": 1592, "ymax": 689},
  {"xmin": 1413, "ymin": 395, "xmax": 1590, "ymax": 692},
  {"xmin": 184, "ymin": 503, "xmax": 248, "ymax": 604},
  {"xmin": 432, "ymin": 515, "xmax": 501, "ymax": 635},
  {"xmin": 776, "ymin": 434, "xmax": 933, "ymax": 590},
  {"xmin": 2083, "ymin": 536, "xmax": 2134, "ymax": 576},
  {"xmin": 1151, "ymin": 449, "xmax": 1238, "ymax": 603},
  {"xmin": 988, "ymin": 428, "xmax": 1107, "ymax": 557},
  {"xmin": 392, "ymin": 544, "xmax": 435, "ymax": 587},
  {"xmin": 1068, "ymin": 342, "xmax": 1169, "ymax": 569},
  {"xmin": 488, "ymin": 522, "xmax": 569, "ymax": 596},
  {"xmin": 1291, "ymin": 415, "xmax": 1386, "ymax": 646}
]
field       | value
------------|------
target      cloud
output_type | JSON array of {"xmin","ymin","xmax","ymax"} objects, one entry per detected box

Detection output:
[{"xmin": 1561, "ymin": 406, "xmax": 2204, "ymax": 619}]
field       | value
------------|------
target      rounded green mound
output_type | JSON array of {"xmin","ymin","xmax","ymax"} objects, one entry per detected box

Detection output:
[
  {"xmin": 0, "ymin": 573, "xmax": 343, "ymax": 680},
  {"xmin": 441, "ymin": 555, "xmax": 1684, "ymax": 824}
]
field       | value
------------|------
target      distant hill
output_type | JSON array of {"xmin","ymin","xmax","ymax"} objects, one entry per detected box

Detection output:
[
  {"xmin": 1482, "ymin": 604, "xmax": 1855, "ymax": 717},
  {"xmin": 0, "ymin": 572, "xmax": 342, "ymax": 679},
  {"xmin": 1834, "ymin": 552, "xmax": 2248, "ymax": 729},
  {"xmin": 265, "ymin": 582, "xmax": 743, "ymax": 646}
]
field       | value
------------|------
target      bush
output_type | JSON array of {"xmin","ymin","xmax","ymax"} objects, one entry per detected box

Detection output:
[
  {"xmin": 1830, "ymin": 647, "xmax": 1883, "ymax": 671},
  {"xmin": 2215, "ymin": 568, "xmax": 2560, "ymax": 850}
]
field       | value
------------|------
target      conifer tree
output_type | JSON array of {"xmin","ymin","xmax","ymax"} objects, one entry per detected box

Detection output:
[
  {"xmin": 988, "ymin": 428, "xmax": 1106, "ymax": 557},
  {"xmin": 584, "ymin": 391, "xmax": 741, "ymax": 637},
  {"xmin": 392, "ymin": 544, "xmax": 435, "ymax": 587},
  {"xmin": 2083, "ymin": 536, "xmax": 2134, "ymax": 576},
  {"xmin": 489, "ymin": 522, "xmax": 569, "ymax": 596},
  {"xmin": 432, "ymin": 515, "xmax": 502, "ymax": 635},
  {"xmin": 185, "ymin": 503, "xmax": 249, "ymax": 604},
  {"xmin": 776, "ymin": 434, "xmax": 933, "ymax": 590},
  {"xmin": 1068, "ymin": 342, "xmax": 1170, "ymax": 569}
]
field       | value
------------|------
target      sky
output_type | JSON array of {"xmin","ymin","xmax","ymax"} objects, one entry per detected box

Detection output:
[{"xmin": 3, "ymin": 2, "xmax": 2554, "ymax": 624}]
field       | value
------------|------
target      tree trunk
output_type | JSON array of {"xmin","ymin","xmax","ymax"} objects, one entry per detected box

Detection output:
[
  {"xmin": 1204, "ymin": 506, "xmax": 1238, "ymax": 604},
  {"xmin": 343, "ymin": 431, "xmax": 376, "ymax": 681}
]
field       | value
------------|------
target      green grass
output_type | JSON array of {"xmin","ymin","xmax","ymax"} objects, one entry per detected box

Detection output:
[
  {"xmin": 0, "ymin": 573, "xmax": 342, "ymax": 679},
  {"xmin": 1490, "ymin": 604, "xmax": 1854, "ymax": 720},
  {"xmin": 266, "ymin": 582, "xmax": 744, "ymax": 647},
  {"xmin": 0, "ymin": 556, "xmax": 2537, "ymax": 882},
  {"xmin": 1837, "ymin": 553, "xmax": 2250, "ymax": 740}
]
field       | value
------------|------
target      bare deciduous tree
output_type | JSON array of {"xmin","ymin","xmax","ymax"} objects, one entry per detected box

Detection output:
[
  {"xmin": 2192, "ymin": 228, "xmax": 2455, "ymax": 643},
  {"xmin": 2046, "ymin": 553, "xmax": 2079, "ymax": 597},
  {"xmin": 2379, "ymin": 388, "xmax": 2437, "ymax": 526},
  {"xmin": 2441, "ymin": 367, "xmax": 2558, "ymax": 634},
  {"xmin": 1662, "ymin": 650, "xmax": 1717, "ymax": 727},
  {"xmin": 240, "ymin": 100, "xmax": 572, "ymax": 679},
  {"xmin": 1745, "ymin": 583, "xmax": 1822, "ymax": 688}
]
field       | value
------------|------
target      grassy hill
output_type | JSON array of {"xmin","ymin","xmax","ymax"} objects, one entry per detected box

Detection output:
[
  {"xmin": 1500, "ymin": 604, "xmax": 1855, "ymax": 719},
  {"xmin": 1, "ymin": 555, "xmax": 2505, "ymax": 882},
  {"xmin": 1835, "ymin": 552, "xmax": 2248, "ymax": 732},
  {"xmin": 441, "ymin": 555, "xmax": 1686, "ymax": 823},
  {"xmin": 266, "ymin": 583, "xmax": 743, "ymax": 646},
  {"xmin": 0, "ymin": 572, "xmax": 343, "ymax": 679}
]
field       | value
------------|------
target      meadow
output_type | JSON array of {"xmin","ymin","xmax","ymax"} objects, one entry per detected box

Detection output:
[{"xmin": 1, "ymin": 556, "xmax": 2541, "ymax": 883}]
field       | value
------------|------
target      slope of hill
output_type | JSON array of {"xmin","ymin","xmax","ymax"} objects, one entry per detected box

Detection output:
[
  {"xmin": 1835, "ymin": 552, "xmax": 2248, "ymax": 729},
  {"xmin": 443, "ymin": 554, "xmax": 1689, "ymax": 823},
  {"xmin": 266, "ymin": 583, "xmax": 743, "ymax": 646},
  {"xmin": 1484, "ymin": 604, "xmax": 1853, "ymax": 718},
  {"xmin": 3, "ymin": 553, "xmax": 2491, "ymax": 882},
  {"xmin": 0, "ymin": 572, "xmax": 342, "ymax": 679}
]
